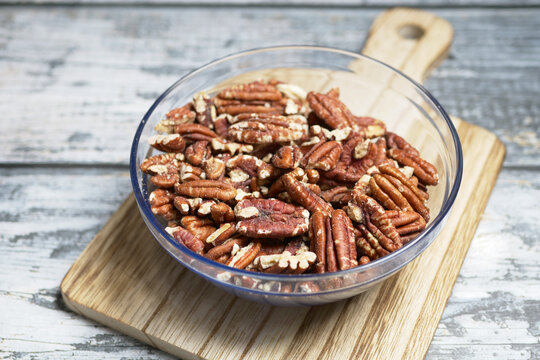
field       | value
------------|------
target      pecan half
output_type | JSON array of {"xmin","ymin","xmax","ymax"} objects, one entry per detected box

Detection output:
[
  {"xmin": 272, "ymin": 145, "xmax": 303, "ymax": 169},
  {"xmin": 205, "ymin": 222, "xmax": 236, "ymax": 246},
  {"xmin": 149, "ymin": 189, "xmax": 178, "ymax": 220},
  {"xmin": 193, "ymin": 91, "xmax": 216, "ymax": 128},
  {"xmin": 155, "ymin": 104, "xmax": 196, "ymax": 133},
  {"xmin": 228, "ymin": 113, "xmax": 308, "ymax": 144},
  {"xmin": 226, "ymin": 240, "xmax": 262, "ymax": 269},
  {"xmin": 181, "ymin": 216, "xmax": 216, "ymax": 243},
  {"xmin": 205, "ymin": 236, "xmax": 248, "ymax": 261},
  {"xmin": 388, "ymin": 148, "xmax": 439, "ymax": 186},
  {"xmin": 234, "ymin": 198, "xmax": 309, "ymax": 238},
  {"xmin": 350, "ymin": 193, "xmax": 402, "ymax": 254},
  {"xmin": 140, "ymin": 153, "xmax": 180, "ymax": 174},
  {"xmin": 173, "ymin": 195, "xmax": 191, "ymax": 215},
  {"xmin": 215, "ymin": 81, "xmax": 285, "ymax": 115},
  {"xmin": 210, "ymin": 202, "xmax": 235, "ymax": 223},
  {"xmin": 148, "ymin": 134, "xmax": 186, "ymax": 153},
  {"xmin": 218, "ymin": 80, "xmax": 283, "ymax": 102},
  {"xmin": 166, "ymin": 226, "xmax": 205, "ymax": 254},
  {"xmin": 309, "ymin": 210, "xmax": 357, "ymax": 273},
  {"xmin": 386, "ymin": 132, "xmax": 420, "ymax": 157},
  {"xmin": 307, "ymin": 90, "xmax": 357, "ymax": 129},
  {"xmin": 175, "ymin": 180, "xmax": 237, "ymax": 201},
  {"xmin": 185, "ymin": 140, "xmax": 210, "ymax": 166},
  {"xmin": 300, "ymin": 140, "xmax": 342, "ymax": 171},
  {"xmin": 321, "ymin": 186, "xmax": 352, "ymax": 207},
  {"xmin": 227, "ymin": 154, "xmax": 279, "ymax": 180},
  {"xmin": 174, "ymin": 123, "xmax": 218, "ymax": 142},
  {"xmin": 203, "ymin": 157, "xmax": 226, "ymax": 180},
  {"xmin": 282, "ymin": 171, "xmax": 333, "ymax": 215},
  {"xmin": 150, "ymin": 164, "xmax": 180, "ymax": 188},
  {"xmin": 386, "ymin": 210, "xmax": 426, "ymax": 240}
]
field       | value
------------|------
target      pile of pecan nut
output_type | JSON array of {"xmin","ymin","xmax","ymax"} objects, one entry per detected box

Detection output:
[{"xmin": 141, "ymin": 80, "xmax": 438, "ymax": 275}]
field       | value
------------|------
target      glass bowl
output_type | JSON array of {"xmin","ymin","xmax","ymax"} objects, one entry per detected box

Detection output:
[{"xmin": 130, "ymin": 46, "xmax": 462, "ymax": 306}]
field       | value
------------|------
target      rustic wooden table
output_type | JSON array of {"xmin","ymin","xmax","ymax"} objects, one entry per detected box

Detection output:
[{"xmin": 1, "ymin": 1, "xmax": 539, "ymax": 359}]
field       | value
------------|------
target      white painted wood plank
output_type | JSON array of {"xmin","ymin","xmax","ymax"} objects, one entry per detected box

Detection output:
[
  {"xmin": 0, "ymin": 168, "xmax": 538, "ymax": 359},
  {"xmin": 2, "ymin": 1, "xmax": 540, "ymax": 6},
  {"xmin": 0, "ymin": 7, "xmax": 539, "ymax": 166}
]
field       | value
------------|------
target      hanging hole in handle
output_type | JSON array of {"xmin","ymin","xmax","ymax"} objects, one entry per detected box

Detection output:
[{"xmin": 398, "ymin": 24, "xmax": 425, "ymax": 40}]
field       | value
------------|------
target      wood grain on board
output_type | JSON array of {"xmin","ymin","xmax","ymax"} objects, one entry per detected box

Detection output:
[{"xmin": 58, "ymin": 8, "xmax": 508, "ymax": 360}]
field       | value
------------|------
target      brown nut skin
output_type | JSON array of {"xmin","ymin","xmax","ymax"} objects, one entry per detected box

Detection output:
[
  {"xmin": 140, "ymin": 153, "xmax": 179, "ymax": 175},
  {"xmin": 226, "ymin": 241, "xmax": 262, "ymax": 269},
  {"xmin": 205, "ymin": 222, "xmax": 237, "ymax": 246},
  {"xmin": 309, "ymin": 211, "xmax": 327, "ymax": 274},
  {"xmin": 166, "ymin": 104, "xmax": 196, "ymax": 123},
  {"xmin": 181, "ymin": 216, "xmax": 216, "ymax": 243},
  {"xmin": 218, "ymin": 80, "xmax": 283, "ymax": 102},
  {"xmin": 307, "ymin": 90, "xmax": 357, "ymax": 129},
  {"xmin": 150, "ymin": 165, "xmax": 180, "ymax": 188},
  {"xmin": 168, "ymin": 227, "xmax": 205, "ymax": 254},
  {"xmin": 272, "ymin": 145, "xmax": 303, "ymax": 169},
  {"xmin": 321, "ymin": 186, "xmax": 352, "ymax": 207},
  {"xmin": 301, "ymin": 140, "xmax": 343, "ymax": 171},
  {"xmin": 149, "ymin": 189, "xmax": 178, "ymax": 221},
  {"xmin": 210, "ymin": 202, "xmax": 235, "ymax": 223},
  {"xmin": 149, "ymin": 134, "xmax": 186, "ymax": 153},
  {"xmin": 174, "ymin": 123, "xmax": 218, "ymax": 142},
  {"xmin": 185, "ymin": 140, "xmax": 210, "ymax": 166},
  {"xmin": 228, "ymin": 113, "xmax": 307, "ymax": 144},
  {"xmin": 175, "ymin": 180, "xmax": 237, "ymax": 201},
  {"xmin": 388, "ymin": 148, "xmax": 439, "ymax": 186},
  {"xmin": 309, "ymin": 210, "xmax": 357, "ymax": 273},
  {"xmin": 386, "ymin": 132, "xmax": 420, "ymax": 157},
  {"xmin": 351, "ymin": 193, "xmax": 402, "ymax": 253},
  {"xmin": 205, "ymin": 237, "xmax": 248, "ymax": 261},
  {"xmin": 203, "ymin": 157, "xmax": 226, "ymax": 180},
  {"xmin": 282, "ymin": 172, "xmax": 333, "ymax": 216},
  {"xmin": 234, "ymin": 198, "xmax": 309, "ymax": 239}
]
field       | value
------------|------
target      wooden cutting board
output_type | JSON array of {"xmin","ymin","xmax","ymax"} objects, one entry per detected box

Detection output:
[{"xmin": 61, "ymin": 8, "xmax": 505, "ymax": 360}]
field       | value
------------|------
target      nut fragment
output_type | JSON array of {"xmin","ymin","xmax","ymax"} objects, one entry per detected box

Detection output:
[{"xmin": 254, "ymin": 250, "xmax": 316, "ymax": 274}]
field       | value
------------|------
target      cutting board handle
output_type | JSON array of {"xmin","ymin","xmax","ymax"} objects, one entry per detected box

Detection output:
[{"xmin": 360, "ymin": 7, "xmax": 454, "ymax": 83}]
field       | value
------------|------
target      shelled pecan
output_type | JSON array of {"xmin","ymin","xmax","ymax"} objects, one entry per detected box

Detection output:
[{"xmin": 141, "ymin": 79, "xmax": 440, "ymax": 275}]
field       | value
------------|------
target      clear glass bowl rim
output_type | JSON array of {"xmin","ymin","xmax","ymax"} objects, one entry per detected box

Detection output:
[{"xmin": 129, "ymin": 45, "xmax": 463, "ymax": 288}]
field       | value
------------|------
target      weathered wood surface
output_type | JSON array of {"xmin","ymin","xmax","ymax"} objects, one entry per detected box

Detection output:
[
  {"xmin": 2, "ymin": 1, "xmax": 540, "ymax": 6},
  {"xmin": 0, "ymin": 7, "xmax": 539, "ymax": 166},
  {"xmin": 1, "ymin": 4, "xmax": 539, "ymax": 360},
  {"xmin": 1, "ymin": 168, "xmax": 538, "ymax": 359}
]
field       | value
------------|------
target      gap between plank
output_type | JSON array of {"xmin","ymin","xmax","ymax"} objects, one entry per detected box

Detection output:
[{"xmin": 2, "ymin": 3, "xmax": 540, "ymax": 9}]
